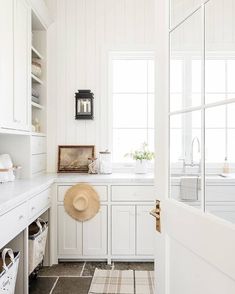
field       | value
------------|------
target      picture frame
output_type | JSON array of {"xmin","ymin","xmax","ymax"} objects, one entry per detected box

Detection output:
[{"xmin": 58, "ymin": 145, "xmax": 95, "ymax": 173}]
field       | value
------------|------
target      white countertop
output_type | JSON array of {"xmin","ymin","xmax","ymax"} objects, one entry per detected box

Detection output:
[
  {"xmin": 55, "ymin": 172, "xmax": 155, "ymax": 184},
  {"xmin": 0, "ymin": 173, "xmax": 154, "ymax": 215},
  {"xmin": 1, "ymin": 172, "xmax": 235, "ymax": 215}
]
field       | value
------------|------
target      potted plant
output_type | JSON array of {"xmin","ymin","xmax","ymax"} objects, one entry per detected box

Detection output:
[{"xmin": 125, "ymin": 143, "xmax": 155, "ymax": 174}]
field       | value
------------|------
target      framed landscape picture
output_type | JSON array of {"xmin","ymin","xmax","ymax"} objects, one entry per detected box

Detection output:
[{"xmin": 58, "ymin": 145, "xmax": 95, "ymax": 173}]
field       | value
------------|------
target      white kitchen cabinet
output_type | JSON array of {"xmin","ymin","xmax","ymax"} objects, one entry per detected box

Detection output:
[
  {"xmin": 112, "ymin": 206, "xmax": 135, "ymax": 255},
  {"xmin": 14, "ymin": 0, "xmax": 30, "ymax": 131},
  {"xmin": 0, "ymin": 0, "xmax": 30, "ymax": 132},
  {"xmin": 58, "ymin": 205, "xmax": 83, "ymax": 256},
  {"xmin": 136, "ymin": 205, "xmax": 155, "ymax": 255},
  {"xmin": 58, "ymin": 205, "xmax": 108, "ymax": 257},
  {"xmin": 0, "ymin": 0, "xmax": 14, "ymax": 127},
  {"xmin": 83, "ymin": 206, "xmax": 107, "ymax": 256}
]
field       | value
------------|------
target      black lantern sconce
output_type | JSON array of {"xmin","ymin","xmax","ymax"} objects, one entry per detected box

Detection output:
[{"xmin": 75, "ymin": 90, "xmax": 94, "ymax": 120}]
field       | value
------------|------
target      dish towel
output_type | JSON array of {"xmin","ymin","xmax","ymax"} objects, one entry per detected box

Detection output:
[{"xmin": 180, "ymin": 176, "xmax": 199, "ymax": 201}]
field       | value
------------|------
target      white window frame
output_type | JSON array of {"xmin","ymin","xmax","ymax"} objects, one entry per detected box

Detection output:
[{"xmin": 108, "ymin": 51, "xmax": 155, "ymax": 171}]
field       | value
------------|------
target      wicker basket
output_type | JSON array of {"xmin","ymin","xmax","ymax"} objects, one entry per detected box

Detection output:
[
  {"xmin": 0, "ymin": 248, "xmax": 20, "ymax": 293},
  {"xmin": 28, "ymin": 219, "xmax": 48, "ymax": 275}
]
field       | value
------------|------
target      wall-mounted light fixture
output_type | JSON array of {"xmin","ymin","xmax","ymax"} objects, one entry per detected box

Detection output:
[{"xmin": 75, "ymin": 90, "xmax": 94, "ymax": 120}]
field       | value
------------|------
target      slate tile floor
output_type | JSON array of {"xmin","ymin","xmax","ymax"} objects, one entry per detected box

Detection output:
[{"xmin": 29, "ymin": 262, "xmax": 154, "ymax": 294}]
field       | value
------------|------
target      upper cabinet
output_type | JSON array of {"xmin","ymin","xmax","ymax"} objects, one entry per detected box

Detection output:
[
  {"xmin": 14, "ymin": 0, "xmax": 31, "ymax": 131},
  {"xmin": 0, "ymin": 0, "xmax": 52, "ymax": 134},
  {"xmin": 0, "ymin": 1, "xmax": 14, "ymax": 129},
  {"xmin": 0, "ymin": 0, "xmax": 30, "ymax": 132}
]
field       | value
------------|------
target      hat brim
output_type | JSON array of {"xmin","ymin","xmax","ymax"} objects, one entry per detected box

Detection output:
[{"xmin": 64, "ymin": 184, "xmax": 100, "ymax": 221}]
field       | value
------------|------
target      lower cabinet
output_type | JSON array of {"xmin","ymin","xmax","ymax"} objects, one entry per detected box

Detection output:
[
  {"xmin": 136, "ymin": 205, "xmax": 155, "ymax": 255},
  {"xmin": 112, "ymin": 206, "xmax": 136, "ymax": 255},
  {"xmin": 83, "ymin": 206, "xmax": 107, "ymax": 256},
  {"xmin": 111, "ymin": 205, "xmax": 154, "ymax": 256},
  {"xmin": 58, "ymin": 205, "xmax": 107, "ymax": 257},
  {"xmin": 58, "ymin": 205, "xmax": 83, "ymax": 256}
]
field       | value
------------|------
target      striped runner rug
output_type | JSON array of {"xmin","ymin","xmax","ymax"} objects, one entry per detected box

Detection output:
[{"xmin": 88, "ymin": 269, "xmax": 154, "ymax": 294}]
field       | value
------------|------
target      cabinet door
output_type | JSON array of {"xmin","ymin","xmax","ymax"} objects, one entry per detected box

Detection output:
[
  {"xmin": 112, "ymin": 206, "xmax": 135, "ymax": 255},
  {"xmin": 13, "ymin": 0, "xmax": 30, "ymax": 130},
  {"xmin": 58, "ymin": 206, "xmax": 82, "ymax": 256},
  {"xmin": 83, "ymin": 206, "xmax": 107, "ymax": 256},
  {"xmin": 136, "ymin": 205, "xmax": 154, "ymax": 256},
  {"xmin": 0, "ymin": 0, "xmax": 14, "ymax": 127}
]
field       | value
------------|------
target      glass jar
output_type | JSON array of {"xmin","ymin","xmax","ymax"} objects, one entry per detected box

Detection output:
[{"xmin": 99, "ymin": 150, "xmax": 112, "ymax": 174}]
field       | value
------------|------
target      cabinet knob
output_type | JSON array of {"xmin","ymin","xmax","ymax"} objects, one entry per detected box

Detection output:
[{"xmin": 18, "ymin": 215, "xmax": 24, "ymax": 220}]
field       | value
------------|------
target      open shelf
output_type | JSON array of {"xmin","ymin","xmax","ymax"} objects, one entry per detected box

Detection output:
[
  {"xmin": 31, "ymin": 101, "xmax": 44, "ymax": 110},
  {"xmin": 31, "ymin": 73, "xmax": 43, "ymax": 85},
  {"xmin": 31, "ymin": 46, "xmax": 43, "ymax": 60}
]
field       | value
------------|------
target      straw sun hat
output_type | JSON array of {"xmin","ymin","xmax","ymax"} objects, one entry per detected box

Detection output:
[{"xmin": 64, "ymin": 184, "xmax": 100, "ymax": 221}]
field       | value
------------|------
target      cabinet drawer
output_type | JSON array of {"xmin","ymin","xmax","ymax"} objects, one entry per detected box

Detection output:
[
  {"xmin": 111, "ymin": 185, "xmax": 155, "ymax": 201},
  {"xmin": 57, "ymin": 185, "xmax": 108, "ymax": 202},
  {"xmin": 0, "ymin": 202, "xmax": 27, "ymax": 249},
  {"xmin": 32, "ymin": 154, "xmax": 46, "ymax": 174},
  {"xmin": 29, "ymin": 189, "xmax": 51, "ymax": 220},
  {"xmin": 32, "ymin": 136, "xmax": 46, "ymax": 155}
]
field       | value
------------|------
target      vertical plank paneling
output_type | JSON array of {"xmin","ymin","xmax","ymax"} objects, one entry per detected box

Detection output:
[
  {"xmin": 76, "ymin": 0, "xmax": 86, "ymax": 144},
  {"xmin": 66, "ymin": 0, "xmax": 77, "ymax": 144},
  {"xmin": 56, "ymin": 0, "xmax": 67, "ymax": 146},
  {"xmin": 47, "ymin": 0, "xmax": 155, "ymax": 171}
]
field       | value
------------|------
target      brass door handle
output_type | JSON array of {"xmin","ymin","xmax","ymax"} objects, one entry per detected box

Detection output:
[
  {"xmin": 150, "ymin": 200, "xmax": 161, "ymax": 233},
  {"xmin": 150, "ymin": 208, "xmax": 160, "ymax": 219}
]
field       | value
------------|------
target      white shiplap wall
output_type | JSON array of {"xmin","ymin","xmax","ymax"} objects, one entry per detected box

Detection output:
[{"xmin": 46, "ymin": 0, "xmax": 155, "ymax": 172}]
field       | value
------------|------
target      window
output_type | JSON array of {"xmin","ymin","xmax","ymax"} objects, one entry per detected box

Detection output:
[{"xmin": 110, "ymin": 52, "xmax": 155, "ymax": 165}]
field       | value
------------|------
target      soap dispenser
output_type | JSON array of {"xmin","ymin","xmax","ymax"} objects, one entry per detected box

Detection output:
[{"xmin": 223, "ymin": 157, "xmax": 230, "ymax": 174}]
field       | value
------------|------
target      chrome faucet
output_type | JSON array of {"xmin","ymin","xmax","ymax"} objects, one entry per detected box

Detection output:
[
  {"xmin": 190, "ymin": 136, "xmax": 200, "ymax": 166},
  {"xmin": 180, "ymin": 136, "xmax": 201, "ymax": 173}
]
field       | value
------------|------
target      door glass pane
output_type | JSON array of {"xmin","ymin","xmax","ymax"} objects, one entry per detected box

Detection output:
[
  {"xmin": 170, "ymin": 0, "xmax": 201, "ymax": 28},
  {"xmin": 205, "ymin": 104, "xmax": 235, "ymax": 223},
  {"xmin": 170, "ymin": 9, "xmax": 202, "ymax": 112},
  {"xmin": 170, "ymin": 110, "xmax": 202, "ymax": 210},
  {"xmin": 205, "ymin": 0, "xmax": 235, "ymax": 104}
]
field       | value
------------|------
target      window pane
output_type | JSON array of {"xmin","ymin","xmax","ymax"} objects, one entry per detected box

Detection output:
[
  {"xmin": 206, "ymin": 93, "xmax": 226, "ymax": 104},
  {"xmin": 170, "ymin": 0, "xmax": 201, "ymax": 28},
  {"xmin": 205, "ymin": 60, "xmax": 226, "ymax": 94},
  {"xmin": 170, "ymin": 60, "xmax": 183, "ymax": 93},
  {"xmin": 228, "ymin": 130, "xmax": 235, "ymax": 162},
  {"xmin": 148, "ymin": 60, "xmax": 155, "ymax": 93},
  {"xmin": 113, "ymin": 60, "xmax": 148, "ymax": 93},
  {"xmin": 205, "ymin": 105, "xmax": 226, "ymax": 128},
  {"xmin": 113, "ymin": 129, "xmax": 147, "ymax": 163},
  {"xmin": 192, "ymin": 60, "xmax": 201, "ymax": 93},
  {"xmin": 228, "ymin": 103, "xmax": 235, "ymax": 128},
  {"xmin": 205, "ymin": 129, "xmax": 226, "ymax": 163},
  {"xmin": 113, "ymin": 94, "xmax": 147, "ymax": 128},
  {"xmin": 170, "ymin": 110, "xmax": 202, "ymax": 210},
  {"xmin": 227, "ymin": 60, "xmax": 235, "ymax": 92},
  {"xmin": 170, "ymin": 9, "xmax": 202, "ymax": 111},
  {"xmin": 148, "ymin": 94, "xmax": 154, "ymax": 128}
]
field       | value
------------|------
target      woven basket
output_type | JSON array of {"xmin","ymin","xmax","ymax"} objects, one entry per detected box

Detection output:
[
  {"xmin": 28, "ymin": 219, "xmax": 48, "ymax": 275},
  {"xmin": 0, "ymin": 249, "xmax": 20, "ymax": 293}
]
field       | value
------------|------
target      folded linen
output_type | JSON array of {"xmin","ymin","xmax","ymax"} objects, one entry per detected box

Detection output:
[{"xmin": 180, "ymin": 176, "xmax": 199, "ymax": 201}]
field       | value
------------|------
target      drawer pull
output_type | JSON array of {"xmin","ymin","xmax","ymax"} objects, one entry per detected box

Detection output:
[{"xmin": 31, "ymin": 207, "xmax": 36, "ymax": 210}]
